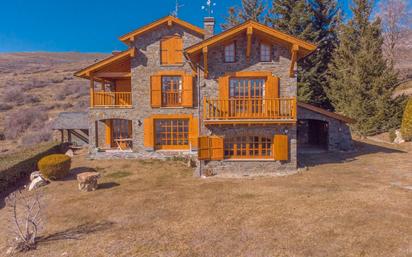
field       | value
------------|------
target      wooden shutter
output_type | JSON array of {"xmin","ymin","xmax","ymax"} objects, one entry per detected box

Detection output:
[
  {"xmin": 198, "ymin": 136, "xmax": 210, "ymax": 160},
  {"xmin": 143, "ymin": 117, "xmax": 154, "ymax": 148},
  {"xmin": 173, "ymin": 37, "xmax": 183, "ymax": 64},
  {"xmin": 128, "ymin": 120, "xmax": 133, "ymax": 137},
  {"xmin": 210, "ymin": 136, "xmax": 224, "ymax": 160},
  {"xmin": 265, "ymin": 75, "xmax": 279, "ymax": 115},
  {"xmin": 160, "ymin": 38, "xmax": 169, "ymax": 64},
  {"xmin": 182, "ymin": 75, "xmax": 194, "ymax": 107},
  {"xmin": 105, "ymin": 120, "xmax": 112, "ymax": 147},
  {"xmin": 197, "ymin": 136, "xmax": 224, "ymax": 160},
  {"xmin": 218, "ymin": 75, "xmax": 230, "ymax": 116},
  {"xmin": 190, "ymin": 117, "xmax": 199, "ymax": 149},
  {"xmin": 151, "ymin": 75, "xmax": 162, "ymax": 107},
  {"xmin": 273, "ymin": 134, "xmax": 289, "ymax": 161}
]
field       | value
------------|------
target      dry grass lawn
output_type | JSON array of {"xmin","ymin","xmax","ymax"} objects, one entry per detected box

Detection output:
[{"xmin": 0, "ymin": 139, "xmax": 411, "ymax": 257}]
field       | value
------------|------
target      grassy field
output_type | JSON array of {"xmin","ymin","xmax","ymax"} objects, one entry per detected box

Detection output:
[{"xmin": 0, "ymin": 140, "xmax": 411, "ymax": 257}]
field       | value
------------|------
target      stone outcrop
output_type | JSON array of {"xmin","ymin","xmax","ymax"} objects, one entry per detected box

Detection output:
[
  {"xmin": 76, "ymin": 172, "xmax": 100, "ymax": 192},
  {"xmin": 28, "ymin": 176, "xmax": 48, "ymax": 191}
]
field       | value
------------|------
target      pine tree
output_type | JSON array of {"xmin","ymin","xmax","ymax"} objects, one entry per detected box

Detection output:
[
  {"xmin": 327, "ymin": 0, "xmax": 406, "ymax": 136},
  {"xmin": 221, "ymin": 0, "xmax": 266, "ymax": 30},
  {"xmin": 266, "ymin": 0, "xmax": 340, "ymax": 109}
]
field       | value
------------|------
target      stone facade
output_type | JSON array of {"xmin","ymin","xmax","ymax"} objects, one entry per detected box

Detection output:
[
  {"xmin": 196, "ymin": 33, "xmax": 298, "ymax": 175},
  {"xmin": 297, "ymin": 107, "xmax": 353, "ymax": 151}
]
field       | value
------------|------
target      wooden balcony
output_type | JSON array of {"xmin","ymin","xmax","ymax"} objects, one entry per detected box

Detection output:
[
  {"xmin": 92, "ymin": 92, "xmax": 132, "ymax": 108},
  {"xmin": 203, "ymin": 97, "xmax": 297, "ymax": 124}
]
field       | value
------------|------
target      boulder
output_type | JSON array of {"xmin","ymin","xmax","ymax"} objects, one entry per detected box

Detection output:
[
  {"xmin": 28, "ymin": 176, "xmax": 49, "ymax": 191},
  {"xmin": 394, "ymin": 130, "xmax": 405, "ymax": 144},
  {"xmin": 30, "ymin": 171, "xmax": 42, "ymax": 181},
  {"xmin": 76, "ymin": 172, "xmax": 100, "ymax": 192},
  {"xmin": 65, "ymin": 149, "xmax": 74, "ymax": 158}
]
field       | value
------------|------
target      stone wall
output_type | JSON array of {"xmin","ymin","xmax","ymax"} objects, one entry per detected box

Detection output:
[
  {"xmin": 197, "ymin": 33, "xmax": 298, "ymax": 175},
  {"xmin": 88, "ymin": 24, "xmax": 204, "ymax": 154},
  {"xmin": 297, "ymin": 107, "xmax": 353, "ymax": 151}
]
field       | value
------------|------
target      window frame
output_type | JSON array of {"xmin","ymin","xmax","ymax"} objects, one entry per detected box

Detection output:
[
  {"xmin": 224, "ymin": 41, "xmax": 236, "ymax": 63},
  {"xmin": 224, "ymin": 135, "xmax": 273, "ymax": 160},
  {"xmin": 161, "ymin": 75, "xmax": 183, "ymax": 107},
  {"xmin": 154, "ymin": 118, "xmax": 190, "ymax": 150},
  {"xmin": 260, "ymin": 42, "xmax": 272, "ymax": 62}
]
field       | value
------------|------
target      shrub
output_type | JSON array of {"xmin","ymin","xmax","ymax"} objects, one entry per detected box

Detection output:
[
  {"xmin": 388, "ymin": 129, "xmax": 396, "ymax": 142},
  {"xmin": 38, "ymin": 154, "xmax": 71, "ymax": 180},
  {"xmin": 21, "ymin": 131, "xmax": 52, "ymax": 146},
  {"xmin": 0, "ymin": 103, "xmax": 12, "ymax": 111},
  {"xmin": 401, "ymin": 98, "xmax": 412, "ymax": 141},
  {"xmin": 3, "ymin": 89, "xmax": 24, "ymax": 105},
  {"xmin": 4, "ymin": 107, "xmax": 48, "ymax": 140}
]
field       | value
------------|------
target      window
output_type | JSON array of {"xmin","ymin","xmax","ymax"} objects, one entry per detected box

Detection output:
[
  {"xmin": 224, "ymin": 136, "xmax": 272, "ymax": 159},
  {"xmin": 155, "ymin": 119, "xmax": 189, "ymax": 149},
  {"xmin": 160, "ymin": 36, "xmax": 183, "ymax": 65},
  {"xmin": 260, "ymin": 43, "xmax": 271, "ymax": 62},
  {"xmin": 224, "ymin": 42, "xmax": 236, "ymax": 63},
  {"xmin": 229, "ymin": 78, "xmax": 265, "ymax": 115},
  {"xmin": 161, "ymin": 76, "xmax": 182, "ymax": 106}
]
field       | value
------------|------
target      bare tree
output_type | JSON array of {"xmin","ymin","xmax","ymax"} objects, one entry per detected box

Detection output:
[
  {"xmin": 377, "ymin": 0, "xmax": 412, "ymax": 65},
  {"xmin": 6, "ymin": 190, "xmax": 44, "ymax": 252}
]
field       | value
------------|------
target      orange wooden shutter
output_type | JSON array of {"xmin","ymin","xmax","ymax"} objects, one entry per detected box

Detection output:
[
  {"xmin": 210, "ymin": 136, "xmax": 224, "ymax": 160},
  {"xmin": 273, "ymin": 135, "xmax": 289, "ymax": 161},
  {"xmin": 160, "ymin": 38, "xmax": 169, "ymax": 64},
  {"xmin": 198, "ymin": 136, "xmax": 210, "ymax": 160},
  {"xmin": 143, "ymin": 117, "xmax": 154, "ymax": 148},
  {"xmin": 128, "ymin": 120, "xmax": 132, "ymax": 137},
  {"xmin": 182, "ymin": 75, "xmax": 194, "ymax": 107},
  {"xmin": 173, "ymin": 37, "xmax": 183, "ymax": 64},
  {"xmin": 105, "ymin": 120, "xmax": 112, "ymax": 147},
  {"xmin": 190, "ymin": 117, "xmax": 199, "ymax": 149},
  {"xmin": 218, "ymin": 75, "xmax": 229, "ymax": 116},
  {"xmin": 265, "ymin": 75, "xmax": 279, "ymax": 99},
  {"xmin": 151, "ymin": 75, "xmax": 162, "ymax": 107}
]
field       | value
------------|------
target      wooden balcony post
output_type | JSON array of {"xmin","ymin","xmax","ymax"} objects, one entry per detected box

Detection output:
[
  {"xmin": 90, "ymin": 77, "xmax": 95, "ymax": 107},
  {"xmin": 203, "ymin": 96, "xmax": 207, "ymax": 120}
]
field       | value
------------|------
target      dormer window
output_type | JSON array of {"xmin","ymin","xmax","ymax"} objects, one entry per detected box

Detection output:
[
  {"xmin": 260, "ymin": 43, "xmax": 271, "ymax": 62},
  {"xmin": 224, "ymin": 42, "xmax": 236, "ymax": 63}
]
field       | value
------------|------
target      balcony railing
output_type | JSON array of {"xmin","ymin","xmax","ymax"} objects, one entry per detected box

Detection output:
[
  {"xmin": 93, "ymin": 92, "xmax": 132, "ymax": 108},
  {"xmin": 204, "ymin": 97, "xmax": 296, "ymax": 121}
]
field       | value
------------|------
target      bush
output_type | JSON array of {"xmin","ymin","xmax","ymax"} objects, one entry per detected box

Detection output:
[
  {"xmin": 4, "ymin": 107, "xmax": 48, "ymax": 140},
  {"xmin": 21, "ymin": 131, "xmax": 52, "ymax": 146},
  {"xmin": 401, "ymin": 98, "xmax": 412, "ymax": 141},
  {"xmin": 388, "ymin": 129, "xmax": 396, "ymax": 142},
  {"xmin": 38, "ymin": 154, "xmax": 71, "ymax": 180},
  {"xmin": 0, "ymin": 103, "xmax": 12, "ymax": 111}
]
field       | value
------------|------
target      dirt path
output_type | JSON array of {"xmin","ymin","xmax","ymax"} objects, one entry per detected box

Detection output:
[{"xmin": 0, "ymin": 140, "xmax": 411, "ymax": 257}]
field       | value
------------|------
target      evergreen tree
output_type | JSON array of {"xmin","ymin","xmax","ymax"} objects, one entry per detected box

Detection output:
[
  {"xmin": 266, "ymin": 0, "xmax": 340, "ymax": 109},
  {"xmin": 221, "ymin": 0, "xmax": 266, "ymax": 30},
  {"xmin": 327, "ymin": 0, "xmax": 406, "ymax": 136}
]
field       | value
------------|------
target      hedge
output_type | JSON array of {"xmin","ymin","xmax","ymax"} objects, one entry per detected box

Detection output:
[
  {"xmin": 401, "ymin": 98, "xmax": 412, "ymax": 141},
  {"xmin": 38, "ymin": 154, "xmax": 71, "ymax": 180}
]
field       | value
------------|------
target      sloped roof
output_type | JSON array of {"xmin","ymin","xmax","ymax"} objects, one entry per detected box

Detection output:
[
  {"xmin": 51, "ymin": 112, "xmax": 89, "ymax": 130},
  {"xmin": 298, "ymin": 102, "xmax": 355, "ymax": 124},
  {"xmin": 185, "ymin": 20, "xmax": 317, "ymax": 58},
  {"xmin": 74, "ymin": 48, "xmax": 135, "ymax": 79},
  {"xmin": 119, "ymin": 16, "xmax": 205, "ymax": 44}
]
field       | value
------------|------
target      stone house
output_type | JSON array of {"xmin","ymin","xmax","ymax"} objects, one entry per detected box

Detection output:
[{"xmin": 75, "ymin": 16, "xmax": 353, "ymax": 176}]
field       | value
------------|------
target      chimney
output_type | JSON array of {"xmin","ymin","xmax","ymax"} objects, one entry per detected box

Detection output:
[{"xmin": 203, "ymin": 17, "xmax": 215, "ymax": 39}]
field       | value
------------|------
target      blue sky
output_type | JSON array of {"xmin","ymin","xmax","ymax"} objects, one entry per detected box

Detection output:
[{"xmin": 0, "ymin": 0, "xmax": 351, "ymax": 53}]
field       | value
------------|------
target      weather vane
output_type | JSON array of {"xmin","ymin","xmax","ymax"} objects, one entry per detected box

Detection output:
[
  {"xmin": 171, "ymin": 0, "xmax": 184, "ymax": 17},
  {"xmin": 201, "ymin": 0, "xmax": 217, "ymax": 17}
]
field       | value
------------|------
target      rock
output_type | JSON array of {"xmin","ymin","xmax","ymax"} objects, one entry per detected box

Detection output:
[
  {"xmin": 28, "ymin": 176, "xmax": 48, "ymax": 191},
  {"xmin": 394, "ymin": 130, "xmax": 405, "ymax": 144},
  {"xmin": 77, "ymin": 172, "xmax": 100, "ymax": 192},
  {"xmin": 30, "ymin": 171, "xmax": 42, "ymax": 181},
  {"xmin": 65, "ymin": 149, "xmax": 74, "ymax": 158}
]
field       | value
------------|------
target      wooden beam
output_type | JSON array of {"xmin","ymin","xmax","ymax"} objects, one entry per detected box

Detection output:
[
  {"xmin": 246, "ymin": 26, "xmax": 253, "ymax": 61},
  {"xmin": 90, "ymin": 77, "xmax": 95, "ymax": 107},
  {"xmin": 289, "ymin": 44, "xmax": 299, "ymax": 78},
  {"xmin": 93, "ymin": 72, "xmax": 131, "ymax": 78},
  {"xmin": 203, "ymin": 47, "xmax": 208, "ymax": 79}
]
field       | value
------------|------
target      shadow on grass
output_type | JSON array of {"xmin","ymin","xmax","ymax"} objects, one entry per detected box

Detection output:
[
  {"xmin": 98, "ymin": 182, "xmax": 120, "ymax": 190},
  {"xmin": 37, "ymin": 221, "xmax": 115, "ymax": 243},
  {"xmin": 298, "ymin": 140, "xmax": 406, "ymax": 168}
]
